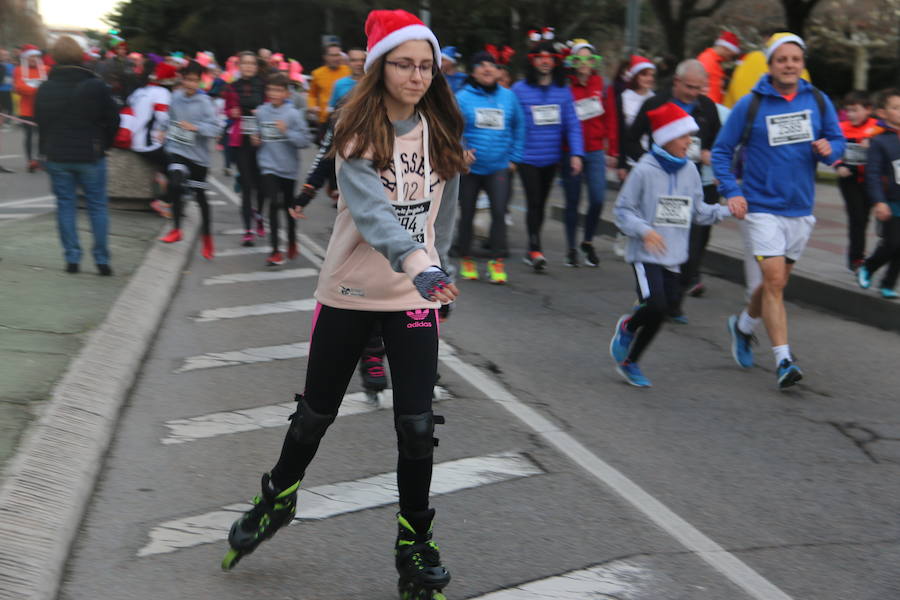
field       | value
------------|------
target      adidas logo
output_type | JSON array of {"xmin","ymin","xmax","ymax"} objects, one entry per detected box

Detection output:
[{"xmin": 406, "ymin": 309, "xmax": 430, "ymax": 321}]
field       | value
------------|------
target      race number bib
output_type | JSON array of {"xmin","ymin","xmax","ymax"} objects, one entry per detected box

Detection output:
[
  {"xmin": 766, "ymin": 110, "xmax": 814, "ymax": 147},
  {"xmin": 391, "ymin": 199, "xmax": 431, "ymax": 244},
  {"xmin": 531, "ymin": 104, "xmax": 561, "ymax": 126},
  {"xmin": 24, "ymin": 78, "xmax": 43, "ymax": 89},
  {"xmin": 653, "ymin": 195, "xmax": 692, "ymax": 229},
  {"xmin": 574, "ymin": 96, "xmax": 604, "ymax": 121},
  {"xmin": 474, "ymin": 108, "xmax": 504, "ymax": 130},
  {"xmin": 843, "ymin": 142, "xmax": 868, "ymax": 166},
  {"xmin": 892, "ymin": 159, "xmax": 900, "ymax": 185},
  {"xmin": 259, "ymin": 121, "xmax": 287, "ymax": 142},
  {"xmin": 166, "ymin": 123, "xmax": 196, "ymax": 146},
  {"xmin": 686, "ymin": 136, "xmax": 702, "ymax": 163},
  {"xmin": 240, "ymin": 115, "xmax": 258, "ymax": 135}
]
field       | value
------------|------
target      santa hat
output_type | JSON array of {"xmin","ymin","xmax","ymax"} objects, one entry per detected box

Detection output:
[
  {"xmin": 21, "ymin": 44, "xmax": 41, "ymax": 59},
  {"xmin": 440, "ymin": 46, "xmax": 461, "ymax": 64},
  {"xmin": 624, "ymin": 54, "xmax": 655, "ymax": 81},
  {"xmin": 647, "ymin": 102, "xmax": 698, "ymax": 147},
  {"xmin": 714, "ymin": 31, "xmax": 740, "ymax": 54},
  {"xmin": 151, "ymin": 62, "xmax": 179, "ymax": 85},
  {"xmin": 363, "ymin": 9, "xmax": 441, "ymax": 73},
  {"xmin": 765, "ymin": 32, "xmax": 805, "ymax": 62}
]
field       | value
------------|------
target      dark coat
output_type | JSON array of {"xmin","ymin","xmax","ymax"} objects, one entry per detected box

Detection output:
[{"xmin": 35, "ymin": 65, "xmax": 119, "ymax": 163}]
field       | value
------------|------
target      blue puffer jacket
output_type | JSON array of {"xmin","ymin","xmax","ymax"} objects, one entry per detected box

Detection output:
[
  {"xmin": 456, "ymin": 81, "xmax": 525, "ymax": 175},
  {"xmin": 512, "ymin": 80, "xmax": 584, "ymax": 166}
]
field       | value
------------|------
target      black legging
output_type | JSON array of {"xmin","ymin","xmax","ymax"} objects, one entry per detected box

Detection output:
[
  {"xmin": 23, "ymin": 123, "xmax": 35, "ymax": 161},
  {"xmin": 517, "ymin": 163, "xmax": 557, "ymax": 252},
  {"xmin": 864, "ymin": 217, "xmax": 900, "ymax": 289},
  {"xmin": 236, "ymin": 139, "xmax": 263, "ymax": 230},
  {"xmin": 166, "ymin": 161, "xmax": 210, "ymax": 235},
  {"xmin": 838, "ymin": 176, "xmax": 872, "ymax": 268},
  {"xmin": 270, "ymin": 305, "xmax": 440, "ymax": 513},
  {"xmin": 264, "ymin": 174, "xmax": 296, "ymax": 253},
  {"xmin": 678, "ymin": 183, "xmax": 720, "ymax": 294},
  {"xmin": 457, "ymin": 170, "xmax": 510, "ymax": 258},
  {"xmin": 626, "ymin": 263, "xmax": 682, "ymax": 363}
]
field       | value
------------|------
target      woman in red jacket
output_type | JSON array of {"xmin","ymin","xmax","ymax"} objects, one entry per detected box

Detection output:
[{"xmin": 13, "ymin": 44, "xmax": 47, "ymax": 172}]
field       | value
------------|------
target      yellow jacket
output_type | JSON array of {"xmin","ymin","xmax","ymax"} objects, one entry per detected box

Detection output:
[
  {"xmin": 723, "ymin": 51, "xmax": 811, "ymax": 108},
  {"xmin": 308, "ymin": 64, "xmax": 351, "ymax": 123}
]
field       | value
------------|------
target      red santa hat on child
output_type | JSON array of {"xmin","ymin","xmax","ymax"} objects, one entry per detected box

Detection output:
[
  {"xmin": 151, "ymin": 62, "xmax": 179, "ymax": 85},
  {"xmin": 21, "ymin": 44, "xmax": 42, "ymax": 58},
  {"xmin": 714, "ymin": 31, "xmax": 740, "ymax": 54},
  {"xmin": 647, "ymin": 102, "xmax": 698, "ymax": 147},
  {"xmin": 363, "ymin": 9, "xmax": 441, "ymax": 73},
  {"xmin": 624, "ymin": 54, "xmax": 655, "ymax": 82}
]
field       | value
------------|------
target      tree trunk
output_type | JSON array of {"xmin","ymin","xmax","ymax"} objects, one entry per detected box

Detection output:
[
  {"xmin": 781, "ymin": 0, "xmax": 822, "ymax": 37},
  {"xmin": 854, "ymin": 44, "xmax": 869, "ymax": 91}
]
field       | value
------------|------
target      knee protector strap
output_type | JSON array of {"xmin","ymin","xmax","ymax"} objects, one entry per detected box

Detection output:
[
  {"xmin": 287, "ymin": 394, "xmax": 336, "ymax": 445},
  {"xmin": 396, "ymin": 412, "xmax": 445, "ymax": 460}
]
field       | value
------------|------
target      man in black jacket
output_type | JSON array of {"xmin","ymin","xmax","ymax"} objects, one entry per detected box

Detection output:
[
  {"xmin": 35, "ymin": 36, "xmax": 120, "ymax": 275},
  {"xmin": 621, "ymin": 58, "xmax": 722, "ymax": 317}
]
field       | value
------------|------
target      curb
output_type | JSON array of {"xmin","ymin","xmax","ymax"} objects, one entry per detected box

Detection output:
[{"xmin": 0, "ymin": 208, "xmax": 199, "ymax": 600}]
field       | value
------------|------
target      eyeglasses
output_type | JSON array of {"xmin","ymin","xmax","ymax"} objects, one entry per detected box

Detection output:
[
  {"xmin": 567, "ymin": 54, "xmax": 602, "ymax": 66},
  {"xmin": 385, "ymin": 61, "xmax": 436, "ymax": 78}
]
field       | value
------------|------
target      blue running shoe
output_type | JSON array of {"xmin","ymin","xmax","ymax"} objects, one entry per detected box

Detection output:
[
  {"xmin": 727, "ymin": 315, "xmax": 755, "ymax": 368},
  {"xmin": 616, "ymin": 360, "xmax": 651, "ymax": 387},
  {"xmin": 881, "ymin": 288, "xmax": 899, "ymax": 299},
  {"xmin": 776, "ymin": 359, "xmax": 803, "ymax": 389},
  {"xmin": 857, "ymin": 265, "xmax": 871, "ymax": 289},
  {"xmin": 609, "ymin": 315, "xmax": 635, "ymax": 363}
]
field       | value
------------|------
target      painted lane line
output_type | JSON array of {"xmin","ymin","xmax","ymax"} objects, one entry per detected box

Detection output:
[
  {"xmin": 193, "ymin": 298, "xmax": 318, "ymax": 322},
  {"xmin": 176, "ymin": 342, "xmax": 309, "ymax": 373},
  {"xmin": 207, "ymin": 199, "xmax": 227, "ymax": 206},
  {"xmin": 467, "ymin": 562, "xmax": 649, "ymax": 599},
  {"xmin": 214, "ymin": 246, "xmax": 273, "ymax": 257},
  {"xmin": 0, "ymin": 194, "xmax": 56, "ymax": 208},
  {"xmin": 136, "ymin": 451, "xmax": 542, "ymax": 557},
  {"xmin": 202, "ymin": 267, "xmax": 317, "ymax": 285},
  {"xmin": 438, "ymin": 343, "xmax": 794, "ymax": 600}
]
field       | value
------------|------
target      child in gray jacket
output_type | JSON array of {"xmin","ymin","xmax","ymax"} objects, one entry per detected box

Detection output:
[{"xmin": 610, "ymin": 102, "xmax": 746, "ymax": 387}]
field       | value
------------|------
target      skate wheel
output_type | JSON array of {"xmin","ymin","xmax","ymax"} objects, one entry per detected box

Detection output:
[{"xmin": 221, "ymin": 548, "xmax": 242, "ymax": 571}]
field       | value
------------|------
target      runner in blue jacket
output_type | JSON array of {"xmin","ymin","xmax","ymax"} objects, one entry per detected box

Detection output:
[{"xmin": 512, "ymin": 40, "xmax": 584, "ymax": 271}]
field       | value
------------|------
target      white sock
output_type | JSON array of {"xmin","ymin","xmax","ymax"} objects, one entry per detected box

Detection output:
[
  {"xmin": 773, "ymin": 345, "xmax": 791, "ymax": 366},
  {"xmin": 737, "ymin": 310, "xmax": 759, "ymax": 335}
]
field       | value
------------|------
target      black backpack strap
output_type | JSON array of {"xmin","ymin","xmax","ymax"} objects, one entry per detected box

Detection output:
[
  {"xmin": 810, "ymin": 86, "xmax": 826, "ymax": 132},
  {"xmin": 738, "ymin": 90, "xmax": 762, "ymax": 150}
]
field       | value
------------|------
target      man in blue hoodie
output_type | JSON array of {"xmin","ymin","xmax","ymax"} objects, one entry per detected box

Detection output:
[{"xmin": 712, "ymin": 33, "xmax": 845, "ymax": 389}]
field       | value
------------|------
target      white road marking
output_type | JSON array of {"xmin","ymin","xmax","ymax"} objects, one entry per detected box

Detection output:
[
  {"xmin": 0, "ymin": 194, "xmax": 56, "ymax": 208},
  {"xmin": 137, "ymin": 451, "xmax": 542, "ymax": 557},
  {"xmin": 438, "ymin": 343, "xmax": 794, "ymax": 600},
  {"xmin": 0, "ymin": 154, "xmax": 22, "ymax": 160},
  {"xmin": 193, "ymin": 298, "xmax": 318, "ymax": 322},
  {"xmin": 467, "ymin": 562, "xmax": 648, "ymax": 599},
  {"xmin": 213, "ymin": 246, "xmax": 273, "ymax": 257},
  {"xmin": 207, "ymin": 199, "xmax": 227, "ymax": 206},
  {"xmin": 202, "ymin": 268, "xmax": 317, "ymax": 285},
  {"xmin": 176, "ymin": 341, "xmax": 309, "ymax": 373}
]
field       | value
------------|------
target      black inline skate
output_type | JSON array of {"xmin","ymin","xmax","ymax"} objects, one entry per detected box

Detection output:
[
  {"xmin": 395, "ymin": 509, "xmax": 451, "ymax": 600},
  {"xmin": 359, "ymin": 341, "xmax": 388, "ymax": 406},
  {"xmin": 221, "ymin": 473, "xmax": 299, "ymax": 570}
]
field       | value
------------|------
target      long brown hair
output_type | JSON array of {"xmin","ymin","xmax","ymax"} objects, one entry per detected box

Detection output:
[{"xmin": 329, "ymin": 54, "xmax": 466, "ymax": 181}]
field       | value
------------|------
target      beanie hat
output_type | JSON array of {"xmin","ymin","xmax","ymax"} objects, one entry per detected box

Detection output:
[
  {"xmin": 363, "ymin": 9, "xmax": 441, "ymax": 73},
  {"xmin": 469, "ymin": 50, "xmax": 496, "ymax": 68},
  {"xmin": 569, "ymin": 39, "xmax": 595, "ymax": 55},
  {"xmin": 765, "ymin": 32, "xmax": 805, "ymax": 62},
  {"xmin": 151, "ymin": 62, "xmax": 179, "ymax": 85},
  {"xmin": 647, "ymin": 102, "xmax": 698, "ymax": 147},
  {"xmin": 441, "ymin": 46, "xmax": 461, "ymax": 64},
  {"xmin": 714, "ymin": 31, "xmax": 741, "ymax": 54},
  {"xmin": 624, "ymin": 54, "xmax": 655, "ymax": 81}
]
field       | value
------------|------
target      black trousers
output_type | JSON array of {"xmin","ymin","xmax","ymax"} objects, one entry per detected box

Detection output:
[
  {"xmin": 517, "ymin": 163, "xmax": 557, "ymax": 252},
  {"xmin": 865, "ymin": 216, "xmax": 900, "ymax": 289},
  {"xmin": 166, "ymin": 154, "xmax": 210, "ymax": 235},
  {"xmin": 236, "ymin": 138, "xmax": 263, "ymax": 230},
  {"xmin": 457, "ymin": 170, "xmax": 510, "ymax": 258},
  {"xmin": 264, "ymin": 174, "xmax": 296, "ymax": 252},
  {"xmin": 271, "ymin": 305, "xmax": 440, "ymax": 513},
  {"xmin": 626, "ymin": 263, "xmax": 683, "ymax": 362},
  {"xmin": 838, "ymin": 176, "xmax": 872, "ymax": 267},
  {"xmin": 679, "ymin": 183, "xmax": 720, "ymax": 293}
]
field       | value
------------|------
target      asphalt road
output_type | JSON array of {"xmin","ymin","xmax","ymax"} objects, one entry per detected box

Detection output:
[{"xmin": 55, "ymin": 152, "xmax": 900, "ymax": 600}]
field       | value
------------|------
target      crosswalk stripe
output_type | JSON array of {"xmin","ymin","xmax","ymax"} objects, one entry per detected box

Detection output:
[
  {"xmin": 0, "ymin": 194, "xmax": 56, "ymax": 208},
  {"xmin": 466, "ymin": 562, "xmax": 648, "ymax": 599},
  {"xmin": 176, "ymin": 342, "xmax": 309, "ymax": 373},
  {"xmin": 202, "ymin": 268, "xmax": 317, "ymax": 285},
  {"xmin": 136, "ymin": 451, "xmax": 542, "ymax": 557},
  {"xmin": 193, "ymin": 298, "xmax": 317, "ymax": 322},
  {"xmin": 214, "ymin": 246, "xmax": 273, "ymax": 257}
]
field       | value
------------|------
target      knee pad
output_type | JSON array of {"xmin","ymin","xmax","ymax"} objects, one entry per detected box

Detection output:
[
  {"xmin": 287, "ymin": 394, "xmax": 336, "ymax": 445},
  {"xmin": 396, "ymin": 411, "xmax": 445, "ymax": 460}
]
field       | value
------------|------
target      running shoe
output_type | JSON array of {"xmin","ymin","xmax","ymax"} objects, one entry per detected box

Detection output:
[
  {"xmin": 612, "ymin": 232, "xmax": 627, "ymax": 258},
  {"xmin": 487, "ymin": 259, "xmax": 507, "ymax": 284},
  {"xmin": 849, "ymin": 259, "xmax": 864, "ymax": 273},
  {"xmin": 776, "ymin": 359, "xmax": 803, "ymax": 389},
  {"xmin": 459, "ymin": 257, "xmax": 479, "ymax": 280},
  {"xmin": 616, "ymin": 360, "xmax": 651, "ymax": 387},
  {"xmin": 669, "ymin": 313, "xmax": 689, "ymax": 325},
  {"xmin": 580, "ymin": 242, "xmax": 599, "ymax": 267},
  {"xmin": 159, "ymin": 228, "xmax": 182, "ymax": 243},
  {"xmin": 267, "ymin": 251, "xmax": 285, "ymax": 266},
  {"xmin": 727, "ymin": 315, "xmax": 755, "ymax": 368},
  {"xmin": 609, "ymin": 314, "xmax": 635, "ymax": 363},
  {"xmin": 523, "ymin": 251, "xmax": 547, "ymax": 271},
  {"xmin": 286, "ymin": 243, "xmax": 299, "ymax": 260},
  {"xmin": 564, "ymin": 249, "xmax": 578, "ymax": 268},
  {"xmin": 857, "ymin": 265, "xmax": 872, "ymax": 289},
  {"xmin": 242, "ymin": 232, "xmax": 255, "ymax": 247},
  {"xmin": 686, "ymin": 282, "xmax": 705, "ymax": 297},
  {"xmin": 881, "ymin": 288, "xmax": 899, "ymax": 299}
]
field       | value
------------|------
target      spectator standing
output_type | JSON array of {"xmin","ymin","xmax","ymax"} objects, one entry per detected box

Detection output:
[{"xmin": 13, "ymin": 44, "xmax": 47, "ymax": 172}]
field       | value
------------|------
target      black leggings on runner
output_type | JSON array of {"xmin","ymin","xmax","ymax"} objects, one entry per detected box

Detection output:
[
  {"xmin": 838, "ymin": 176, "xmax": 873, "ymax": 268},
  {"xmin": 166, "ymin": 156, "xmax": 210, "ymax": 235},
  {"xmin": 517, "ymin": 163, "xmax": 557, "ymax": 252},
  {"xmin": 864, "ymin": 216, "xmax": 900, "ymax": 289},
  {"xmin": 457, "ymin": 170, "xmax": 510, "ymax": 258},
  {"xmin": 236, "ymin": 139, "xmax": 263, "ymax": 230},
  {"xmin": 264, "ymin": 174, "xmax": 296, "ymax": 253},
  {"xmin": 626, "ymin": 263, "xmax": 683, "ymax": 363},
  {"xmin": 23, "ymin": 123, "xmax": 35, "ymax": 161},
  {"xmin": 270, "ymin": 304, "xmax": 440, "ymax": 513}
]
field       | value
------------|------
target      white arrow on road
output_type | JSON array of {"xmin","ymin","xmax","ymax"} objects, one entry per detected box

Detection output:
[{"xmin": 193, "ymin": 298, "xmax": 318, "ymax": 322}]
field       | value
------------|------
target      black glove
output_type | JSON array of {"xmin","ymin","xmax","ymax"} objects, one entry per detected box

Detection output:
[{"xmin": 290, "ymin": 183, "xmax": 317, "ymax": 210}]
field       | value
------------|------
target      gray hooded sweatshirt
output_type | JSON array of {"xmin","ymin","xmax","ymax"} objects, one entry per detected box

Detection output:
[
  {"xmin": 255, "ymin": 101, "xmax": 311, "ymax": 179},
  {"xmin": 163, "ymin": 89, "xmax": 221, "ymax": 167}
]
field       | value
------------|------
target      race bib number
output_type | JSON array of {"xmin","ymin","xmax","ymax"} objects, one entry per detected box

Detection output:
[
  {"xmin": 259, "ymin": 121, "xmax": 287, "ymax": 142},
  {"xmin": 686, "ymin": 136, "xmax": 702, "ymax": 163},
  {"xmin": 391, "ymin": 199, "xmax": 431, "ymax": 244},
  {"xmin": 766, "ymin": 110, "xmax": 814, "ymax": 147},
  {"xmin": 653, "ymin": 195, "xmax": 692, "ymax": 229},
  {"xmin": 474, "ymin": 108, "xmax": 504, "ymax": 130},
  {"xmin": 574, "ymin": 96, "xmax": 604, "ymax": 121},
  {"xmin": 240, "ymin": 115, "xmax": 258, "ymax": 135},
  {"xmin": 892, "ymin": 159, "xmax": 900, "ymax": 185},
  {"xmin": 531, "ymin": 104, "xmax": 561, "ymax": 126},
  {"xmin": 166, "ymin": 123, "xmax": 196, "ymax": 146},
  {"xmin": 844, "ymin": 142, "xmax": 868, "ymax": 166},
  {"xmin": 24, "ymin": 78, "xmax": 43, "ymax": 89}
]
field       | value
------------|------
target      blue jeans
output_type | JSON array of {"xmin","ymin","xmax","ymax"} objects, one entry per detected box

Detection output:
[
  {"xmin": 561, "ymin": 150, "xmax": 606, "ymax": 250},
  {"xmin": 46, "ymin": 159, "xmax": 110, "ymax": 265}
]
